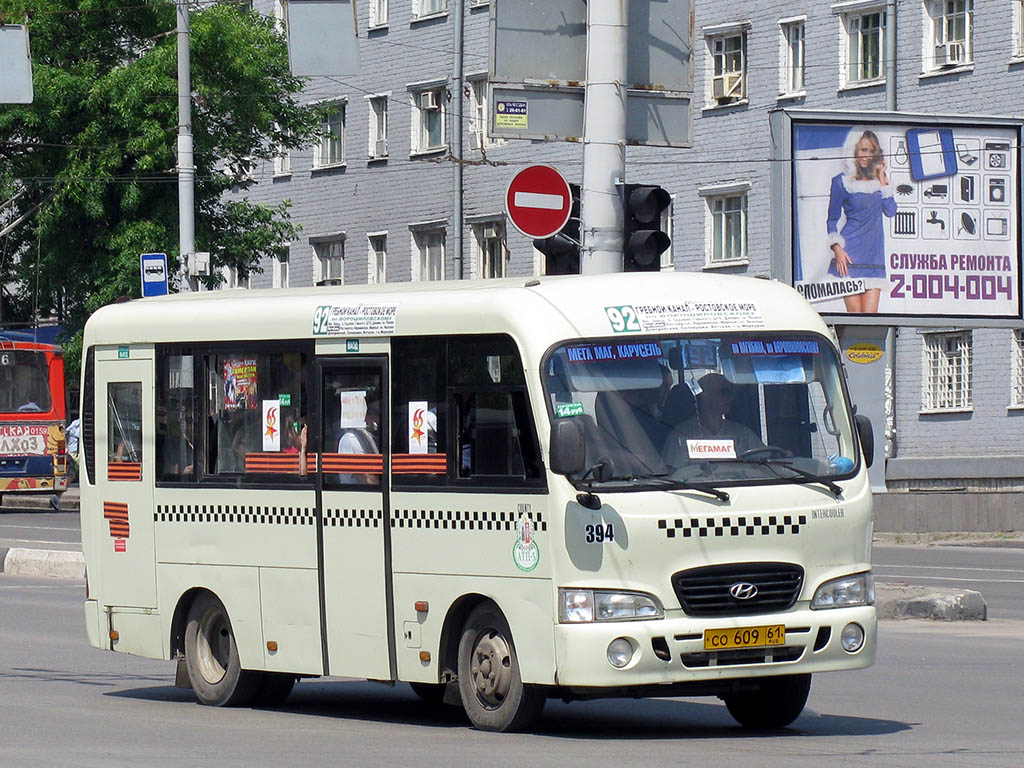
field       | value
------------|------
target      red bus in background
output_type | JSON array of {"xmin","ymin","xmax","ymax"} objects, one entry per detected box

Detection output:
[{"xmin": 0, "ymin": 335, "xmax": 68, "ymax": 496}]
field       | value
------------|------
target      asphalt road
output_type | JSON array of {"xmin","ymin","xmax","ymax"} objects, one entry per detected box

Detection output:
[
  {"xmin": 0, "ymin": 510, "xmax": 81, "ymax": 552},
  {"xmin": 2, "ymin": 572, "xmax": 1022, "ymax": 767},
  {"xmin": 873, "ymin": 543, "xmax": 1024, "ymax": 620}
]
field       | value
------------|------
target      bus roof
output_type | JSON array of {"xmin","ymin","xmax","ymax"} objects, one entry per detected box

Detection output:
[{"xmin": 83, "ymin": 272, "xmax": 830, "ymax": 364}]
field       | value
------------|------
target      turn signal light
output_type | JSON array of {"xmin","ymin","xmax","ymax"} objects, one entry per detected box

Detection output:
[
  {"xmin": 419, "ymin": 651, "xmax": 431, "ymax": 663},
  {"xmin": 267, "ymin": 641, "xmax": 278, "ymax": 652},
  {"xmin": 414, "ymin": 601, "xmax": 429, "ymax": 613},
  {"xmin": 109, "ymin": 630, "xmax": 119, "ymax": 642}
]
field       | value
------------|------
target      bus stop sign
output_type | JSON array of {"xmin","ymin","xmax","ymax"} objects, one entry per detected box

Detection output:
[
  {"xmin": 505, "ymin": 165, "xmax": 573, "ymax": 239},
  {"xmin": 140, "ymin": 253, "xmax": 168, "ymax": 297}
]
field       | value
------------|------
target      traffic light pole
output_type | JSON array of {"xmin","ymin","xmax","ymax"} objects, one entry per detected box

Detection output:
[{"xmin": 580, "ymin": 0, "xmax": 627, "ymax": 275}]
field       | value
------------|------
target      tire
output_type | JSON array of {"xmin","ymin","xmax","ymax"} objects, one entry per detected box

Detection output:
[
  {"xmin": 456, "ymin": 603, "xmax": 545, "ymax": 732},
  {"xmin": 723, "ymin": 674, "xmax": 812, "ymax": 729},
  {"xmin": 252, "ymin": 673, "xmax": 297, "ymax": 708},
  {"xmin": 184, "ymin": 592, "xmax": 261, "ymax": 707}
]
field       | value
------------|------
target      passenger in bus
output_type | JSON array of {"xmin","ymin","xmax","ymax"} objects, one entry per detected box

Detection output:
[
  {"xmin": 662, "ymin": 372, "xmax": 765, "ymax": 466},
  {"xmin": 337, "ymin": 397, "xmax": 380, "ymax": 485},
  {"xmin": 283, "ymin": 419, "xmax": 308, "ymax": 476}
]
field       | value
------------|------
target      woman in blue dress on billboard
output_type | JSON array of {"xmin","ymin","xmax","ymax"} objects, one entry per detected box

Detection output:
[{"xmin": 826, "ymin": 128, "xmax": 897, "ymax": 313}]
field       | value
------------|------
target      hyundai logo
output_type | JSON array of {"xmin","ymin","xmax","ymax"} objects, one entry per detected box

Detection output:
[{"xmin": 728, "ymin": 582, "xmax": 759, "ymax": 600}]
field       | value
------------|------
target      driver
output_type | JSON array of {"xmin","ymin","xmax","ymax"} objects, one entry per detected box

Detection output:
[{"xmin": 662, "ymin": 372, "xmax": 764, "ymax": 467}]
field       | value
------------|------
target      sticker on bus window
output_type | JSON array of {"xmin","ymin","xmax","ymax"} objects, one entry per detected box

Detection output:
[
  {"xmin": 729, "ymin": 340, "xmax": 821, "ymax": 356},
  {"xmin": 408, "ymin": 401, "xmax": 432, "ymax": 454},
  {"xmin": 262, "ymin": 400, "xmax": 281, "ymax": 451},
  {"xmin": 313, "ymin": 303, "xmax": 399, "ymax": 336},
  {"xmin": 566, "ymin": 343, "xmax": 662, "ymax": 363},
  {"xmin": 686, "ymin": 439, "xmax": 736, "ymax": 460},
  {"xmin": 555, "ymin": 402, "xmax": 585, "ymax": 418},
  {"xmin": 223, "ymin": 359, "xmax": 258, "ymax": 410}
]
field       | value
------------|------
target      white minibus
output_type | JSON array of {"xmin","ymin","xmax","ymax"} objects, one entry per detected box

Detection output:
[{"xmin": 80, "ymin": 271, "xmax": 876, "ymax": 732}]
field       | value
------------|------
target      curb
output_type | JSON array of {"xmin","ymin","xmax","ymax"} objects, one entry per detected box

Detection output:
[
  {"xmin": 0, "ymin": 547, "xmax": 86, "ymax": 579},
  {"xmin": 875, "ymin": 584, "xmax": 987, "ymax": 621}
]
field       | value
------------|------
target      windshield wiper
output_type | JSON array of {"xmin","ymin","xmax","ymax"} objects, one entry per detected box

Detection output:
[
  {"xmin": 608, "ymin": 474, "xmax": 731, "ymax": 502},
  {"xmin": 728, "ymin": 457, "xmax": 843, "ymax": 497}
]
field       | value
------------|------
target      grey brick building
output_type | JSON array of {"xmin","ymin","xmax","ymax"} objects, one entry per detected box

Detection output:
[{"xmin": 232, "ymin": 1, "xmax": 1024, "ymax": 523}]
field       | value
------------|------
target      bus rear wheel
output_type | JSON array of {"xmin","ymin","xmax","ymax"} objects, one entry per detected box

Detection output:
[
  {"xmin": 184, "ymin": 592, "xmax": 260, "ymax": 707},
  {"xmin": 723, "ymin": 674, "xmax": 812, "ymax": 729},
  {"xmin": 456, "ymin": 603, "xmax": 545, "ymax": 732}
]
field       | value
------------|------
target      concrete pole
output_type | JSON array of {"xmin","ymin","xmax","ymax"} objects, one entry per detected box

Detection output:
[
  {"xmin": 177, "ymin": 1, "xmax": 196, "ymax": 292},
  {"xmin": 580, "ymin": 0, "xmax": 627, "ymax": 274},
  {"xmin": 452, "ymin": 0, "xmax": 464, "ymax": 279},
  {"xmin": 885, "ymin": 0, "xmax": 896, "ymax": 111}
]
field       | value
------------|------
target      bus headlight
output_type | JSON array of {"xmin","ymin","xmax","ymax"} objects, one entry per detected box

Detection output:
[
  {"xmin": 559, "ymin": 589, "xmax": 664, "ymax": 623},
  {"xmin": 811, "ymin": 572, "xmax": 874, "ymax": 609}
]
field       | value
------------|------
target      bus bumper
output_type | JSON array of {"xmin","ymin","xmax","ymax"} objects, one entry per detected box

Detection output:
[
  {"xmin": 551, "ymin": 605, "xmax": 876, "ymax": 689},
  {"xmin": 84, "ymin": 599, "xmax": 104, "ymax": 649}
]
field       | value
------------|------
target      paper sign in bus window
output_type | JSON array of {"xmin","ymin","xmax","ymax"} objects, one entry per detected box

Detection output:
[
  {"xmin": 687, "ymin": 439, "xmax": 736, "ymax": 459},
  {"xmin": 223, "ymin": 359, "xmax": 257, "ymax": 410}
]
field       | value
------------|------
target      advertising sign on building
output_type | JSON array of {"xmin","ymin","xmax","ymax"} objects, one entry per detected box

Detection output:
[{"xmin": 791, "ymin": 119, "xmax": 1021, "ymax": 321}]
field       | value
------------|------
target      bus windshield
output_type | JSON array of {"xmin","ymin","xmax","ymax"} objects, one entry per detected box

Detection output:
[
  {"xmin": 0, "ymin": 350, "xmax": 52, "ymax": 413},
  {"xmin": 544, "ymin": 333, "xmax": 859, "ymax": 488}
]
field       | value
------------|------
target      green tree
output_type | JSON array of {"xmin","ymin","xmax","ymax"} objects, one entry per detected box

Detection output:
[{"xmin": 0, "ymin": 0, "xmax": 325, "ymax": 377}]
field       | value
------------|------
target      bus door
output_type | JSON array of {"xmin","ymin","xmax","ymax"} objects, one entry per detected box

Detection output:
[
  {"xmin": 316, "ymin": 357, "xmax": 394, "ymax": 680},
  {"xmin": 94, "ymin": 349, "xmax": 156, "ymax": 608}
]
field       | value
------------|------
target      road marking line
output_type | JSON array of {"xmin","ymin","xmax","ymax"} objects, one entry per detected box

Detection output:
[
  {"xmin": 513, "ymin": 191, "xmax": 564, "ymax": 210},
  {"xmin": 876, "ymin": 564, "xmax": 1024, "ymax": 574},
  {"xmin": 876, "ymin": 574, "xmax": 1024, "ymax": 584},
  {"xmin": 1, "ymin": 539, "xmax": 80, "ymax": 546},
  {"xmin": 0, "ymin": 524, "xmax": 80, "ymax": 532}
]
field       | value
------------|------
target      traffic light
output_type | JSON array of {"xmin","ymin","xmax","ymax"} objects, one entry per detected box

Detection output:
[
  {"xmin": 622, "ymin": 184, "xmax": 671, "ymax": 272},
  {"xmin": 534, "ymin": 184, "xmax": 581, "ymax": 275}
]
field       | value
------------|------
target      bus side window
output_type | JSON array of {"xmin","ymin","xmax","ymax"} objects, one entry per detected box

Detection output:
[
  {"xmin": 107, "ymin": 383, "xmax": 142, "ymax": 464},
  {"xmin": 156, "ymin": 350, "xmax": 195, "ymax": 481},
  {"xmin": 391, "ymin": 337, "xmax": 446, "ymax": 487},
  {"xmin": 448, "ymin": 336, "xmax": 542, "ymax": 485}
]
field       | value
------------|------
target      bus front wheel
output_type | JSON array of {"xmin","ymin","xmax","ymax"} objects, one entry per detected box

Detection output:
[
  {"xmin": 723, "ymin": 674, "xmax": 811, "ymax": 729},
  {"xmin": 456, "ymin": 603, "xmax": 545, "ymax": 732},
  {"xmin": 184, "ymin": 592, "xmax": 261, "ymax": 707}
]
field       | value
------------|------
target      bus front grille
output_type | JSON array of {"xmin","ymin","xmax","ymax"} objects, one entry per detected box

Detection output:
[{"xmin": 671, "ymin": 562, "xmax": 804, "ymax": 617}]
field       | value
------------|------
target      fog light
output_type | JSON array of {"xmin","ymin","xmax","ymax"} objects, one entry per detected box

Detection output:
[
  {"xmin": 841, "ymin": 622, "xmax": 865, "ymax": 652},
  {"xmin": 607, "ymin": 637, "xmax": 634, "ymax": 668}
]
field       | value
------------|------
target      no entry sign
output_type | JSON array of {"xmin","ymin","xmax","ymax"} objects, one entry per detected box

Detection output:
[{"xmin": 505, "ymin": 165, "xmax": 572, "ymax": 239}]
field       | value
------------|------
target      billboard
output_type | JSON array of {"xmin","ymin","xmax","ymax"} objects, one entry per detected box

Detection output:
[{"xmin": 791, "ymin": 119, "xmax": 1021, "ymax": 320}]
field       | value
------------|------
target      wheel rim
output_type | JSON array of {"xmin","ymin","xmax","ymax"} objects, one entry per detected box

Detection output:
[
  {"xmin": 195, "ymin": 607, "xmax": 231, "ymax": 685},
  {"xmin": 469, "ymin": 627, "xmax": 513, "ymax": 710}
]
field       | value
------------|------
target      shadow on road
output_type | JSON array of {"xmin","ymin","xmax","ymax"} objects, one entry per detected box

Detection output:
[{"xmin": 105, "ymin": 678, "xmax": 912, "ymax": 739}]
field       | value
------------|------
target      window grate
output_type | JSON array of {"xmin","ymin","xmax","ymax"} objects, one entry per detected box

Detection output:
[
  {"xmin": 923, "ymin": 331, "xmax": 973, "ymax": 411},
  {"xmin": 1012, "ymin": 331, "xmax": 1024, "ymax": 407}
]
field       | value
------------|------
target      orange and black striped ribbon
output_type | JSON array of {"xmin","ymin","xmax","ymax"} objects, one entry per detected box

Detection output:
[
  {"xmin": 103, "ymin": 501, "xmax": 130, "ymax": 538},
  {"xmin": 392, "ymin": 453, "xmax": 447, "ymax": 475},
  {"xmin": 320, "ymin": 453, "xmax": 384, "ymax": 474},
  {"xmin": 107, "ymin": 462, "xmax": 142, "ymax": 482}
]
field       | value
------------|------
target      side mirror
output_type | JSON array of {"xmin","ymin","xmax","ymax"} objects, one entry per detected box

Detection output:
[
  {"xmin": 549, "ymin": 418, "xmax": 585, "ymax": 476},
  {"xmin": 854, "ymin": 414, "xmax": 874, "ymax": 469}
]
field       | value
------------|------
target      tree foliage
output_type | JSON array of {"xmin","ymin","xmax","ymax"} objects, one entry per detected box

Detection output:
[{"xmin": 0, "ymin": 0, "xmax": 325, "ymax": 376}]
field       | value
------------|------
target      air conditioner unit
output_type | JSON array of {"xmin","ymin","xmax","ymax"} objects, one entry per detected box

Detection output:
[
  {"xmin": 935, "ymin": 41, "xmax": 966, "ymax": 67},
  {"xmin": 469, "ymin": 131, "xmax": 482, "ymax": 150},
  {"xmin": 712, "ymin": 73, "xmax": 743, "ymax": 102},
  {"xmin": 374, "ymin": 139, "xmax": 388, "ymax": 157},
  {"xmin": 420, "ymin": 91, "xmax": 440, "ymax": 110},
  {"xmin": 482, "ymin": 224, "xmax": 499, "ymax": 239}
]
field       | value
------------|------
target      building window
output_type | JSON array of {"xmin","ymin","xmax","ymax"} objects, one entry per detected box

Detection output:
[
  {"xmin": 273, "ymin": 251, "xmax": 289, "ymax": 288},
  {"xmin": 469, "ymin": 78, "xmax": 489, "ymax": 150},
  {"xmin": 1012, "ymin": 331, "xmax": 1024, "ymax": 407},
  {"xmin": 781, "ymin": 20, "xmax": 805, "ymax": 93},
  {"xmin": 369, "ymin": 0, "xmax": 388, "ymax": 27},
  {"xmin": 842, "ymin": 9, "xmax": 885, "ymax": 85},
  {"xmin": 1014, "ymin": 0, "xmax": 1024, "ymax": 59},
  {"xmin": 313, "ymin": 239, "xmax": 345, "ymax": 285},
  {"xmin": 368, "ymin": 96, "xmax": 388, "ymax": 159},
  {"xmin": 413, "ymin": 88, "xmax": 445, "ymax": 154},
  {"xmin": 706, "ymin": 192, "xmax": 747, "ymax": 264},
  {"xmin": 415, "ymin": 229, "xmax": 445, "ymax": 281},
  {"xmin": 925, "ymin": 0, "xmax": 974, "ymax": 70},
  {"xmin": 368, "ymin": 234, "xmax": 387, "ymax": 283},
  {"xmin": 475, "ymin": 221, "xmax": 506, "ymax": 279},
  {"xmin": 415, "ymin": 0, "xmax": 447, "ymax": 19},
  {"xmin": 923, "ymin": 331, "xmax": 973, "ymax": 411},
  {"xmin": 315, "ymin": 103, "xmax": 346, "ymax": 168},
  {"xmin": 707, "ymin": 30, "xmax": 747, "ymax": 105},
  {"xmin": 273, "ymin": 123, "xmax": 291, "ymax": 176}
]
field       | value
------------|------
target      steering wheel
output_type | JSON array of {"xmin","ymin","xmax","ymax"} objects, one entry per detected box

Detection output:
[{"xmin": 738, "ymin": 445, "xmax": 789, "ymax": 460}]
